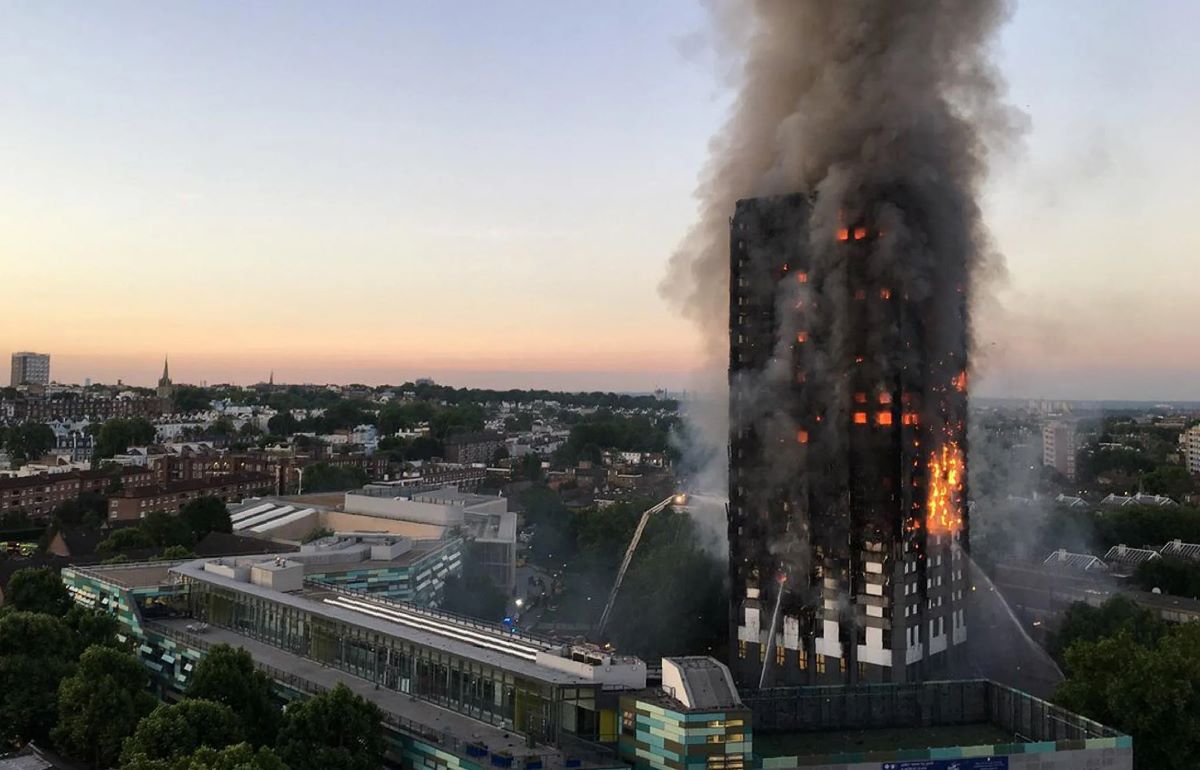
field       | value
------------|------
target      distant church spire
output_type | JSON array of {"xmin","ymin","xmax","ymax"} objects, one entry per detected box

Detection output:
[{"xmin": 156, "ymin": 355, "xmax": 174, "ymax": 412}]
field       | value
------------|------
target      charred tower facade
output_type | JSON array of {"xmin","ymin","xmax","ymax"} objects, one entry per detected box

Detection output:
[{"xmin": 728, "ymin": 193, "xmax": 969, "ymax": 688}]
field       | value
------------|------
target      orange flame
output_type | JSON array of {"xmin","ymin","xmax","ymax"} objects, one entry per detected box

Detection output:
[
  {"xmin": 853, "ymin": 227, "xmax": 868, "ymax": 240},
  {"xmin": 927, "ymin": 442, "xmax": 964, "ymax": 534},
  {"xmin": 797, "ymin": 429, "xmax": 809, "ymax": 444},
  {"xmin": 853, "ymin": 412, "xmax": 868, "ymax": 425},
  {"xmin": 837, "ymin": 228, "xmax": 850, "ymax": 241},
  {"xmin": 953, "ymin": 370, "xmax": 968, "ymax": 392}
]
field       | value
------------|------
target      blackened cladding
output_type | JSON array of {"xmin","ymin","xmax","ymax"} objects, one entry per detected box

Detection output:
[{"xmin": 728, "ymin": 193, "xmax": 969, "ymax": 689}]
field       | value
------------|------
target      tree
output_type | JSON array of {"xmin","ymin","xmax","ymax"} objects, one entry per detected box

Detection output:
[
  {"xmin": 51, "ymin": 491, "xmax": 109, "ymax": 527},
  {"xmin": 120, "ymin": 700, "xmax": 242, "ymax": 767},
  {"xmin": 0, "ymin": 611, "xmax": 76, "ymax": 745},
  {"xmin": 93, "ymin": 418, "xmax": 157, "ymax": 461},
  {"xmin": 1048, "ymin": 596, "xmax": 1165, "ymax": 663},
  {"xmin": 1140, "ymin": 465, "xmax": 1196, "ymax": 497},
  {"xmin": 183, "ymin": 496, "xmax": 232, "ymax": 539},
  {"xmin": 120, "ymin": 743, "xmax": 288, "ymax": 770},
  {"xmin": 302, "ymin": 463, "xmax": 368, "ymax": 493},
  {"xmin": 275, "ymin": 684, "xmax": 383, "ymax": 770},
  {"xmin": 1056, "ymin": 623, "xmax": 1200, "ymax": 770},
  {"xmin": 172, "ymin": 385, "xmax": 213, "ymax": 414},
  {"xmin": 53, "ymin": 646, "xmax": 156, "ymax": 768},
  {"xmin": 441, "ymin": 574, "xmax": 508, "ymax": 621},
  {"xmin": 266, "ymin": 413, "xmax": 298, "ymax": 437},
  {"xmin": 158, "ymin": 545, "xmax": 195, "ymax": 560},
  {"xmin": 300, "ymin": 526, "xmax": 334, "ymax": 544},
  {"xmin": 4, "ymin": 566, "xmax": 72, "ymax": 616},
  {"xmin": 187, "ymin": 645, "xmax": 281, "ymax": 747},
  {"xmin": 516, "ymin": 453, "xmax": 543, "ymax": 482},
  {"xmin": 96, "ymin": 527, "xmax": 155, "ymax": 554},
  {"xmin": 65, "ymin": 605, "xmax": 121, "ymax": 651},
  {"xmin": 3, "ymin": 422, "xmax": 56, "ymax": 464},
  {"xmin": 141, "ymin": 510, "xmax": 197, "ymax": 548},
  {"xmin": 1133, "ymin": 556, "xmax": 1200, "ymax": 599}
]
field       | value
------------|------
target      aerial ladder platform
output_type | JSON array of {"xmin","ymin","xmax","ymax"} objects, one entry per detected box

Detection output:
[{"xmin": 594, "ymin": 493, "xmax": 686, "ymax": 638}]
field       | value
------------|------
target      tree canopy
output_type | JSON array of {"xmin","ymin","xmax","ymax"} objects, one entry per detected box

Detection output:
[
  {"xmin": 0, "ymin": 611, "xmax": 77, "ymax": 745},
  {"xmin": 2, "ymin": 422, "xmax": 56, "ymax": 464},
  {"xmin": 120, "ymin": 699, "xmax": 242, "ymax": 767},
  {"xmin": 92, "ymin": 417, "xmax": 157, "ymax": 461},
  {"xmin": 186, "ymin": 644, "xmax": 281, "ymax": 747},
  {"xmin": 53, "ymin": 646, "xmax": 156, "ymax": 768},
  {"xmin": 3, "ymin": 566, "xmax": 72, "ymax": 616},
  {"xmin": 1047, "ymin": 596, "xmax": 1166, "ymax": 663},
  {"xmin": 182, "ymin": 496, "xmax": 233, "ymax": 540},
  {"xmin": 1056, "ymin": 622, "xmax": 1200, "ymax": 770},
  {"xmin": 275, "ymin": 684, "xmax": 383, "ymax": 770}
]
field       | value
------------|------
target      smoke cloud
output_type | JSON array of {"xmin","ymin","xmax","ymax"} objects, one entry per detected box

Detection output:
[{"xmin": 664, "ymin": 0, "xmax": 1024, "ymax": 523}]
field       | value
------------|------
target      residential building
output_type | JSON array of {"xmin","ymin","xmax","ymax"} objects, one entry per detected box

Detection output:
[
  {"xmin": 10, "ymin": 351, "xmax": 49, "ymax": 388},
  {"xmin": 1180, "ymin": 424, "xmax": 1200, "ymax": 476},
  {"xmin": 1159, "ymin": 539, "xmax": 1200, "ymax": 561},
  {"xmin": 107, "ymin": 472, "xmax": 272, "ymax": 521},
  {"xmin": 1042, "ymin": 419, "xmax": 1077, "ymax": 481},
  {"xmin": 728, "ymin": 194, "xmax": 968, "ymax": 688},
  {"xmin": 443, "ymin": 431, "xmax": 505, "ymax": 464},
  {"xmin": 1102, "ymin": 544, "xmax": 1161, "ymax": 576},
  {"xmin": 619, "ymin": 657, "xmax": 752, "ymax": 770},
  {"xmin": 1100, "ymin": 492, "xmax": 1178, "ymax": 508},
  {"xmin": 0, "ymin": 467, "xmax": 155, "ymax": 519}
]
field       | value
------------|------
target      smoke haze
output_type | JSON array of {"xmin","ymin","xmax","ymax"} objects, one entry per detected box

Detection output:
[{"xmin": 664, "ymin": 0, "xmax": 1024, "ymax": 507}]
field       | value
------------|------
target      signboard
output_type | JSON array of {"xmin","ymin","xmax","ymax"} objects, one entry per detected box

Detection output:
[{"xmin": 882, "ymin": 759, "xmax": 1008, "ymax": 770}]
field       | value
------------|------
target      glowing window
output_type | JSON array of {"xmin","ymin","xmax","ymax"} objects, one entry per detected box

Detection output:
[
  {"xmin": 854, "ymin": 392, "xmax": 867, "ymax": 404},
  {"xmin": 880, "ymin": 288, "xmax": 892, "ymax": 300},
  {"xmin": 737, "ymin": 640, "xmax": 746, "ymax": 659},
  {"xmin": 839, "ymin": 657, "xmax": 847, "ymax": 673},
  {"xmin": 853, "ymin": 412, "xmax": 868, "ymax": 425},
  {"xmin": 837, "ymin": 228, "xmax": 850, "ymax": 241},
  {"xmin": 815, "ymin": 654, "xmax": 826, "ymax": 674},
  {"xmin": 797, "ymin": 272, "xmax": 808, "ymax": 284},
  {"xmin": 797, "ymin": 430, "xmax": 809, "ymax": 444},
  {"xmin": 775, "ymin": 645, "xmax": 785, "ymax": 665},
  {"xmin": 854, "ymin": 227, "xmax": 868, "ymax": 240},
  {"xmin": 798, "ymin": 649, "xmax": 807, "ymax": 670},
  {"xmin": 796, "ymin": 331, "xmax": 808, "ymax": 343},
  {"xmin": 879, "ymin": 392, "xmax": 892, "ymax": 404},
  {"xmin": 877, "ymin": 412, "xmax": 893, "ymax": 426}
]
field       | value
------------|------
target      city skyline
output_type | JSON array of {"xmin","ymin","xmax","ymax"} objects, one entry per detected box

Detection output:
[{"xmin": 4, "ymin": 1, "xmax": 1199, "ymax": 399}]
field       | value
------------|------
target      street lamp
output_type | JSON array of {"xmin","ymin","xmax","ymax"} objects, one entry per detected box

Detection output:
[{"xmin": 515, "ymin": 598, "xmax": 525, "ymax": 609}]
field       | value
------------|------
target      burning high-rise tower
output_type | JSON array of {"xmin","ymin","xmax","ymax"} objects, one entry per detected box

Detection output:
[{"xmin": 728, "ymin": 192, "xmax": 970, "ymax": 688}]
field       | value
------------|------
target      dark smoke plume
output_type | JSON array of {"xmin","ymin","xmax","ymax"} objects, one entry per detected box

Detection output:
[{"xmin": 663, "ymin": 1, "xmax": 1023, "ymax": 504}]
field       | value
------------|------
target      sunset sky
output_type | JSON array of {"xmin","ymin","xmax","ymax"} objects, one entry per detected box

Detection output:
[{"xmin": 2, "ymin": 1, "xmax": 1198, "ymax": 399}]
